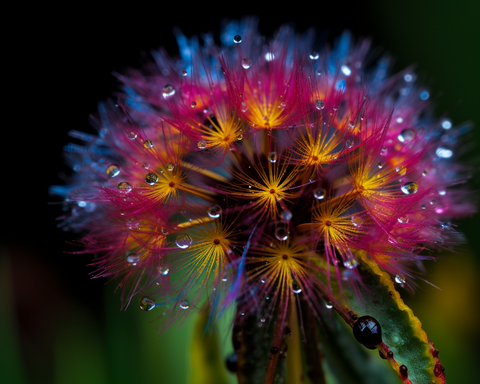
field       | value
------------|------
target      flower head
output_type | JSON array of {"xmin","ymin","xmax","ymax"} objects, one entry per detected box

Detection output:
[{"xmin": 53, "ymin": 18, "xmax": 472, "ymax": 383}]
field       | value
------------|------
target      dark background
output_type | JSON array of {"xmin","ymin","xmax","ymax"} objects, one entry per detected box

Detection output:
[{"xmin": 3, "ymin": 2, "xmax": 480, "ymax": 383}]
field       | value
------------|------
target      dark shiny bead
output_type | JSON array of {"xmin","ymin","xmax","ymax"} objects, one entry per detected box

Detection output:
[
  {"xmin": 270, "ymin": 347, "xmax": 279, "ymax": 354},
  {"xmin": 226, "ymin": 352, "xmax": 237, "ymax": 372},
  {"xmin": 353, "ymin": 316, "xmax": 382, "ymax": 348},
  {"xmin": 399, "ymin": 365, "xmax": 408, "ymax": 377}
]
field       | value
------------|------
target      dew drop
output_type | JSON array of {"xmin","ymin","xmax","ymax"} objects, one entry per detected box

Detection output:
[
  {"xmin": 346, "ymin": 139, "xmax": 354, "ymax": 149},
  {"xmin": 438, "ymin": 188, "xmax": 446, "ymax": 196},
  {"xmin": 145, "ymin": 172, "xmax": 158, "ymax": 185},
  {"xmin": 348, "ymin": 121, "xmax": 355, "ymax": 128},
  {"xmin": 442, "ymin": 119, "xmax": 452, "ymax": 130},
  {"xmin": 344, "ymin": 256, "xmax": 358, "ymax": 269},
  {"xmin": 197, "ymin": 140, "xmax": 207, "ymax": 149},
  {"xmin": 237, "ymin": 134, "xmax": 243, "ymax": 141},
  {"xmin": 242, "ymin": 58, "xmax": 252, "ymax": 69},
  {"xmin": 159, "ymin": 266, "xmax": 169, "ymax": 276},
  {"xmin": 265, "ymin": 52, "xmax": 275, "ymax": 61},
  {"xmin": 281, "ymin": 209, "xmax": 292, "ymax": 221},
  {"xmin": 233, "ymin": 34, "xmax": 242, "ymax": 43},
  {"xmin": 207, "ymin": 205, "xmax": 222, "ymax": 218},
  {"xmin": 191, "ymin": 101, "xmax": 197, "ymax": 108},
  {"xmin": 292, "ymin": 283, "xmax": 302, "ymax": 294},
  {"xmin": 142, "ymin": 162, "xmax": 151, "ymax": 170},
  {"xmin": 377, "ymin": 162, "xmax": 383, "ymax": 169},
  {"xmin": 268, "ymin": 151, "xmax": 278, "ymax": 163},
  {"xmin": 163, "ymin": 84, "xmax": 175, "ymax": 97},
  {"xmin": 314, "ymin": 188, "xmax": 325, "ymax": 200},
  {"xmin": 117, "ymin": 182, "xmax": 132, "ymax": 192},
  {"xmin": 176, "ymin": 234, "xmax": 192, "ymax": 249},
  {"xmin": 106, "ymin": 164, "xmax": 120, "ymax": 177},
  {"xmin": 401, "ymin": 181, "xmax": 418, "ymax": 195},
  {"xmin": 395, "ymin": 274, "xmax": 406, "ymax": 284},
  {"xmin": 398, "ymin": 128, "xmax": 416, "ymax": 143},
  {"xmin": 325, "ymin": 301, "xmax": 333, "ymax": 309},
  {"xmin": 143, "ymin": 139, "xmax": 153, "ymax": 149},
  {"xmin": 309, "ymin": 51, "xmax": 319, "ymax": 60},
  {"xmin": 422, "ymin": 170, "xmax": 428, "ymax": 176},
  {"xmin": 127, "ymin": 254, "xmax": 140, "ymax": 264},
  {"xmin": 353, "ymin": 315, "xmax": 382, "ymax": 349},
  {"xmin": 182, "ymin": 70, "xmax": 187, "ymax": 76},
  {"xmin": 128, "ymin": 131, "xmax": 137, "ymax": 140},
  {"xmin": 397, "ymin": 215, "xmax": 408, "ymax": 223},
  {"xmin": 260, "ymin": 318, "xmax": 266, "ymax": 323},
  {"xmin": 139, "ymin": 296, "xmax": 155, "ymax": 311},
  {"xmin": 275, "ymin": 226, "xmax": 289, "ymax": 241},
  {"xmin": 315, "ymin": 100, "xmax": 325, "ymax": 110},
  {"xmin": 166, "ymin": 163, "xmax": 174, "ymax": 172},
  {"xmin": 179, "ymin": 301, "xmax": 189, "ymax": 310},
  {"xmin": 351, "ymin": 216, "xmax": 363, "ymax": 227}
]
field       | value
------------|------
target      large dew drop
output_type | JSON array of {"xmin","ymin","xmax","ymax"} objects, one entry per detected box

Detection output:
[
  {"xmin": 398, "ymin": 128, "xmax": 416, "ymax": 143},
  {"xmin": 166, "ymin": 163, "xmax": 174, "ymax": 172},
  {"xmin": 163, "ymin": 84, "xmax": 175, "ymax": 97},
  {"xmin": 275, "ymin": 226, "xmax": 289, "ymax": 241},
  {"xmin": 139, "ymin": 296, "xmax": 156, "ymax": 311},
  {"xmin": 106, "ymin": 164, "xmax": 120, "ymax": 177},
  {"xmin": 179, "ymin": 301, "xmax": 190, "ymax": 310},
  {"xmin": 176, "ymin": 234, "xmax": 192, "ymax": 249},
  {"xmin": 315, "ymin": 100, "xmax": 325, "ymax": 110},
  {"xmin": 143, "ymin": 139, "xmax": 153, "ymax": 149},
  {"xmin": 268, "ymin": 151, "xmax": 278, "ymax": 163},
  {"xmin": 233, "ymin": 34, "xmax": 242, "ymax": 43},
  {"xmin": 401, "ymin": 181, "xmax": 418, "ymax": 195},
  {"xmin": 117, "ymin": 182, "xmax": 132, "ymax": 192},
  {"xmin": 145, "ymin": 172, "xmax": 158, "ymax": 185},
  {"xmin": 395, "ymin": 274, "xmax": 406, "ymax": 284},
  {"xmin": 314, "ymin": 188, "xmax": 325, "ymax": 200},
  {"xmin": 207, "ymin": 205, "xmax": 222, "ymax": 218},
  {"xmin": 242, "ymin": 58, "xmax": 252, "ymax": 69}
]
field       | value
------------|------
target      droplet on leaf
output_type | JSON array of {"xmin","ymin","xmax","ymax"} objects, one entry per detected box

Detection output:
[
  {"xmin": 139, "ymin": 296, "xmax": 155, "ymax": 311},
  {"xmin": 353, "ymin": 315, "xmax": 382, "ymax": 349}
]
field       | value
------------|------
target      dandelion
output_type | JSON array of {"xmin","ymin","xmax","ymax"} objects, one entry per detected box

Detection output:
[{"xmin": 53, "ymin": 18, "xmax": 474, "ymax": 383}]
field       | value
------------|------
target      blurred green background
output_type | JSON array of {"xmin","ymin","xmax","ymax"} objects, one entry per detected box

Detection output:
[{"xmin": 3, "ymin": 1, "xmax": 479, "ymax": 383}]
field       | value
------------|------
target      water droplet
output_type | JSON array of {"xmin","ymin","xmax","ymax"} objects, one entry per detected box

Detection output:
[
  {"xmin": 346, "ymin": 139, "xmax": 354, "ymax": 149},
  {"xmin": 242, "ymin": 58, "xmax": 251, "ymax": 69},
  {"xmin": 233, "ymin": 34, "xmax": 242, "ymax": 43},
  {"xmin": 127, "ymin": 254, "xmax": 140, "ymax": 264},
  {"xmin": 315, "ymin": 100, "xmax": 325, "ymax": 110},
  {"xmin": 351, "ymin": 216, "xmax": 363, "ymax": 227},
  {"xmin": 395, "ymin": 274, "xmax": 406, "ymax": 284},
  {"xmin": 179, "ymin": 301, "xmax": 189, "ymax": 310},
  {"xmin": 398, "ymin": 128, "xmax": 416, "ymax": 143},
  {"xmin": 396, "ymin": 117, "xmax": 404, "ymax": 123},
  {"xmin": 397, "ymin": 215, "xmax": 408, "ymax": 223},
  {"xmin": 344, "ymin": 256, "xmax": 358, "ymax": 269},
  {"xmin": 237, "ymin": 134, "xmax": 243, "ymax": 141},
  {"xmin": 309, "ymin": 51, "xmax": 319, "ymax": 60},
  {"xmin": 143, "ymin": 139, "xmax": 153, "ymax": 149},
  {"xmin": 197, "ymin": 140, "xmax": 207, "ymax": 149},
  {"xmin": 401, "ymin": 181, "xmax": 418, "ymax": 195},
  {"xmin": 314, "ymin": 188, "xmax": 325, "ymax": 200},
  {"xmin": 420, "ymin": 91, "xmax": 429, "ymax": 100},
  {"xmin": 438, "ymin": 188, "xmax": 446, "ymax": 196},
  {"xmin": 166, "ymin": 163, "xmax": 174, "ymax": 171},
  {"xmin": 265, "ymin": 52, "xmax": 275, "ymax": 61},
  {"xmin": 145, "ymin": 172, "xmax": 158, "ymax": 185},
  {"xmin": 281, "ymin": 210, "xmax": 292, "ymax": 221},
  {"xmin": 421, "ymin": 203, "xmax": 426, "ymax": 209},
  {"xmin": 325, "ymin": 301, "xmax": 333, "ymax": 309},
  {"xmin": 182, "ymin": 70, "xmax": 187, "ymax": 76},
  {"xmin": 399, "ymin": 365, "xmax": 408, "ymax": 378},
  {"xmin": 404, "ymin": 73, "xmax": 414, "ymax": 82},
  {"xmin": 353, "ymin": 316, "xmax": 382, "ymax": 349},
  {"xmin": 268, "ymin": 151, "xmax": 278, "ymax": 163},
  {"xmin": 159, "ymin": 266, "xmax": 169, "ymax": 276},
  {"xmin": 128, "ymin": 131, "xmax": 137, "ymax": 140},
  {"xmin": 275, "ymin": 226, "xmax": 289, "ymax": 241},
  {"xmin": 106, "ymin": 164, "xmax": 120, "ymax": 177},
  {"xmin": 163, "ymin": 84, "xmax": 175, "ymax": 97},
  {"xmin": 292, "ymin": 280, "xmax": 302, "ymax": 293},
  {"xmin": 348, "ymin": 121, "xmax": 355, "ymax": 128},
  {"xmin": 396, "ymin": 165, "xmax": 407, "ymax": 175},
  {"xmin": 422, "ymin": 170, "xmax": 428, "ymax": 176},
  {"xmin": 436, "ymin": 147, "xmax": 453, "ymax": 158},
  {"xmin": 341, "ymin": 65, "xmax": 351, "ymax": 76},
  {"xmin": 139, "ymin": 296, "xmax": 155, "ymax": 311},
  {"xmin": 316, "ymin": 70, "xmax": 322, "ymax": 76},
  {"xmin": 191, "ymin": 101, "xmax": 197, "ymax": 108},
  {"xmin": 260, "ymin": 318, "xmax": 266, "ymax": 323},
  {"xmin": 430, "ymin": 199, "xmax": 436, "ymax": 205},
  {"xmin": 442, "ymin": 119, "xmax": 452, "ymax": 129},
  {"xmin": 176, "ymin": 234, "xmax": 192, "ymax": 249},
  {"xmin": 117, "ymin": 182, "xmax": 132, "ymax": 192},
  {"xmin": 207, "ymin": 205, "xmax": 222, "ymax": 218},
  {"xmin": 162, "ymin": 228, "xmax": 169, "ymax": 235},
  {"xmin": 377, "ymin": 163, "xmax": 383, "ymax": 169}
]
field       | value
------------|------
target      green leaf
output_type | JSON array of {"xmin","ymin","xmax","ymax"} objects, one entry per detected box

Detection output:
[{"xmin": 331, "ymin": 252, "xmax": 446, "ymax": 384}]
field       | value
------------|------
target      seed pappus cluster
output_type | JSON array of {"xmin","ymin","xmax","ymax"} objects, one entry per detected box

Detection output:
[{"xmin": 53, "ymin": 18, "xmax": 473, "ymax": 384}]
